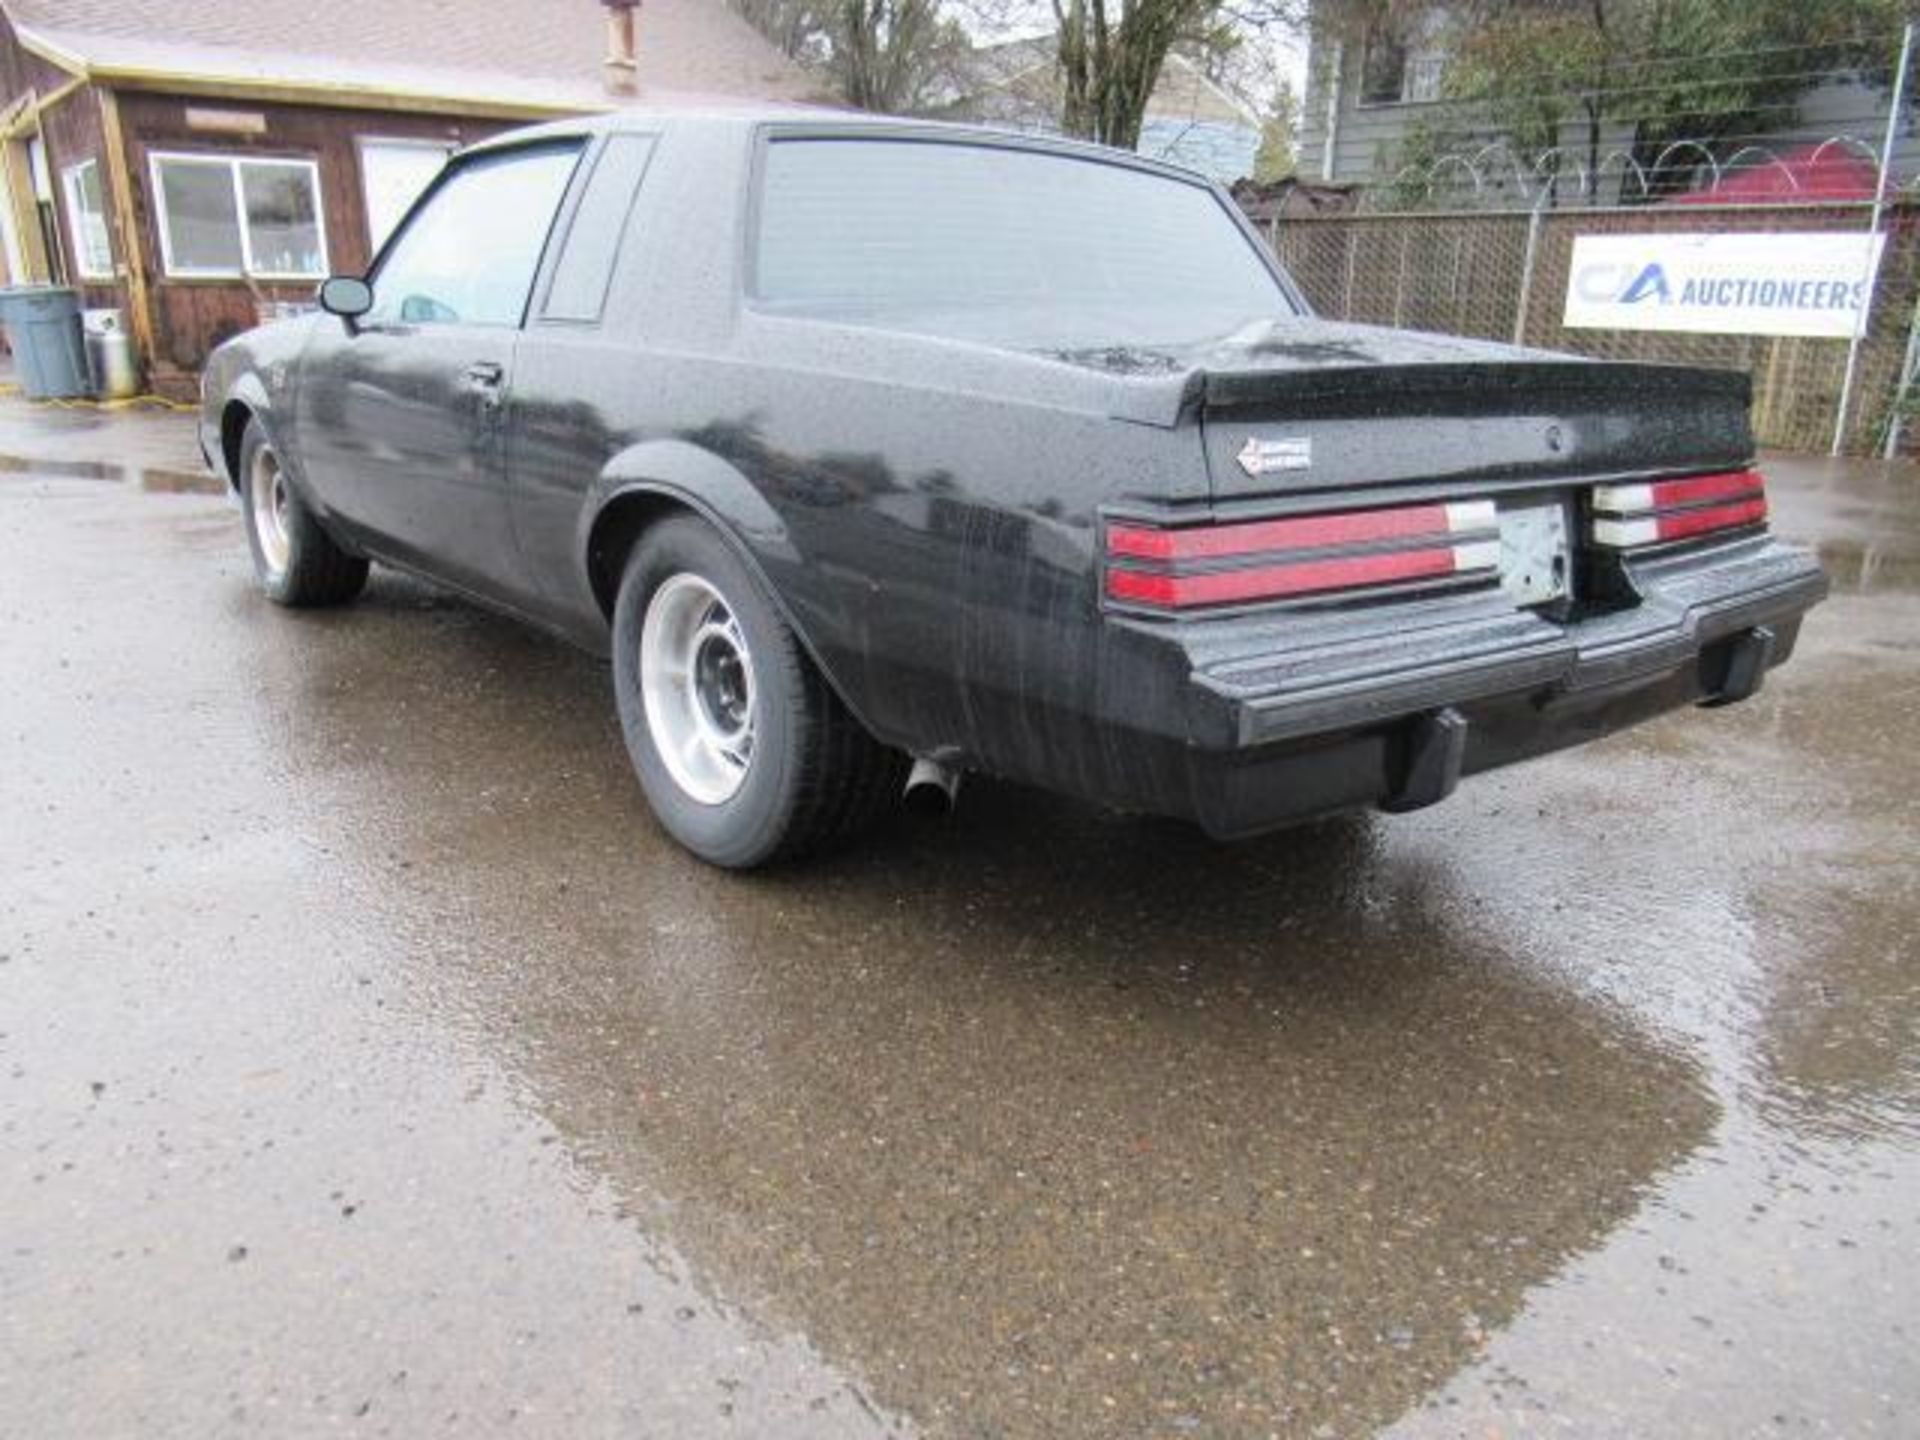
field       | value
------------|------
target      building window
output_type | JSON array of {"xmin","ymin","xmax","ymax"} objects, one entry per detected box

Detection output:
[
  {"xmin": 358, "ymin": 139, "xmax": 456, "ymax": 255},
  {"xmin": 149, "ymin": 152, "xmax": 327, "ymax": 279},
  {"xmin": 1360, "ymin": 30, "xmax": 1410, "ymax": 105},
  {"xmin": 62, "ymin": 159, "xmax": 114, "ymax": 279},
  {"xmin": 1359, "ymin": 25, "xmax": 1448, "ymax": 105},
  {"xmin": 1404, "ymin": 52, "xmax": 1447, "ymax": 102}
]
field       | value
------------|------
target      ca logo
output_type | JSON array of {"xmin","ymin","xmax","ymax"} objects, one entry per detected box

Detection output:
[{"xmin": 1618, "ymin": 263, "xmax": 1672, "ymax": 304}]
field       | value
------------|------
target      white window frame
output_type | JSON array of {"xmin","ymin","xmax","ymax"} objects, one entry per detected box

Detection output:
[
  {"xmin": 148, "ymin": 150, "xmax": 329, "ymax": 281},
  {"xmin": 61, "ymin": 158, "xmax": 114, "ymax": 280},
  {"xmin": 356, "ymin": 136, "xmax": 457, "ymax": 257}
]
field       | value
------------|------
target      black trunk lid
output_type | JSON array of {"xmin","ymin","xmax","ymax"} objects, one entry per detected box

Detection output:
[
  {"xmin": 1198, "ymin": 323, "xmax": 1751, "ymax": 507},
  {"xmin": 1054, "ymin": 320, "xmax": 1754, "ymax": 509}
]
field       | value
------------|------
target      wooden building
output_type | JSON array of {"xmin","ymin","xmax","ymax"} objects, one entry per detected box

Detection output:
[{"xmin": 0, "ymin": 0, "xmax": 817, "ymax": 396}]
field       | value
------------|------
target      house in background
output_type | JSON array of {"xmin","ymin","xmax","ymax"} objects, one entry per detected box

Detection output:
[
  {"xmin": 930, "ymin": 37, "xmax": 1263, "ymax": 184},
  {"xmin": 0, "ymin": 0, "xmax": 817, "ymax": 396},
  {"xmin": 1297, "ymin": 2, "xmax": 1917, "ymax": 201}
]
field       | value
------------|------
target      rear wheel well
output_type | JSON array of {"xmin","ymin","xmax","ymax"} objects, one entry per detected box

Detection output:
[
  {"xmin": 587, "ymin": 489, "xmax": 696, "ymax": 619},
  {"xmin": 589, "ymin": 486, "xmax": 893, "ymax": 757},
  {"xmin": 219, "ymin": 401, "xmax": 255, "ymax": 490}
]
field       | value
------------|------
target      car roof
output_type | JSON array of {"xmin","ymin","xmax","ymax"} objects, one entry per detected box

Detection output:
[{"xmin": 461, "ymin": 107, "xmax": 1216, "ymax": 187}]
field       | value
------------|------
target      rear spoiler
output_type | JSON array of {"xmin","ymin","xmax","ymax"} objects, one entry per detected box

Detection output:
[
  {"xmin": 1201, "ymin": 359, "xmax": 1750, "ymax": 413},
  {"xmin": 1111, "ymin": 359, "xmax": 1751, "ymax": 430}
]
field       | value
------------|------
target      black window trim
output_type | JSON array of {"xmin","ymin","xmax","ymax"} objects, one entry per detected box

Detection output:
[
  {"xmin": 534, "ymin": 129, "xmax": 663, "ymax": 329},
  {"xmin": 359, "ymin": 135, "xmax": 589, "ymax": 335}
]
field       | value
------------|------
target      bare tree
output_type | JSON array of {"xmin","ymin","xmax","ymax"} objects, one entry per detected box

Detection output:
[
  {"xmin": 732, "ymin": 0, "xmax": 830, "ymax": 61},
  {"xmin": 1053, "ymin": 0, "xmax": 1309, "ymax": 150},
  {"xmin": 1054, "ymin": 0, "xmax": 1207, "ymax": 147},
  {"xmin": 730, "ymin": 0, "xmax": 966, "ymax": 110},
  {"xmin": 735, "ymin": 0, "xmax": 1315, "ymax": 145},
  {"xmin": 836, "ymin": 0, "xmax": 968, "ymax": 111}
]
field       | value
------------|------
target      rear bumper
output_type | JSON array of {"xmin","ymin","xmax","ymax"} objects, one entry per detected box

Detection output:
[
  {"xmin": 1192, "ymin": 534, "xmax": 1821, "ymax": 746},
  {"xmin": 1097, "ymin": 533, "xmax": 1826, "ymax": 837}
]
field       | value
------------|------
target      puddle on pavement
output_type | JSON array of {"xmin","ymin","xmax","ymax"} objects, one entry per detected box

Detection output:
[
  {"xmin": 1770, "ymin": 453, "xmax": 1918, "ymax": 596},
  {"xmin": 235, "ymin": 570, "xmax": 1731, "ymax": 1437},
  {"xmin": 202, "ymin": 466, "xmax": 1920, "ymax": 1436},
  {"xmin": 0, "ymin": 452, "xmax": 120, "ymax": 480},
  {"xmin": 0, "ymin": 458, "xmax": 223, "ymax": 494},
  {"xmin": 135, "ymin": 466, "xmax": 224, "ymax": 495}
]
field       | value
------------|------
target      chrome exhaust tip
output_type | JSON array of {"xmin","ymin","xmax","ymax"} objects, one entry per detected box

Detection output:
[{"xmin": 903, "ymin": 756, "xmax": 961, "ymax": 818}]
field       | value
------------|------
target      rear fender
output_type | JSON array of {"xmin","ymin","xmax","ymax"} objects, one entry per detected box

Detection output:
[
  {"xmin": 582, "ymin": 439, "xmax": 879, "ymax": 737},
  {"xmin": 583, "ymin": 439, "xmax": 795, "ymax": 571}
]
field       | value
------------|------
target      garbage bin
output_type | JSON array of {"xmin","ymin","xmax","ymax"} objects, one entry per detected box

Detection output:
[
  {"xmin": 0, "ymin": 286, "xmax": 90, "ymax": 399},
  {"xmin": 83, "ymin": 308, "xmax": 138, "ymax": 400}
]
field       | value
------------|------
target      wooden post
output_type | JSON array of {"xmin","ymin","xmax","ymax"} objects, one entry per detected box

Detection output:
[
  {"xmin": 0, "ymin": 139, "xmax": 47, "ymax": 281},
  {"xmin": 95, "ymin": 87, "xmax": 155, "ymax": 387}
]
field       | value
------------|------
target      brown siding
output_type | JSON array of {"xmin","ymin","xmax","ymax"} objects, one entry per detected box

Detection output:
[
  {"xmin": 42, "ymin": 90, "xmax": 123, "ymax": 310},
  {"xmin": 114, "ymin": 92, "xmax": 520, "ymax": 391},
  {"xmin": 0, "ymin": 10, "xmax": 74, "ymax": 112},
  {"xmin": 0, "ymin": 11, "xmax": 123, "ymax": 307}
]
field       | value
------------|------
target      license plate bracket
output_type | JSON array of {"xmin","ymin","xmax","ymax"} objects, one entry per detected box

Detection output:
[{"xmin": 1497, "ymin": 500, "xmax": 1572, "ymax": 606}]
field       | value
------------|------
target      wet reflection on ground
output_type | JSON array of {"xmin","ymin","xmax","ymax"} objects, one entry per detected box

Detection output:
[
  {"xmin": 4, "ymin": 450, "xmax": 1915, "ymax": 1436},
  {"xmin": 268, "ymin": 587, "xmax": 1718, "ymax": 1433}
]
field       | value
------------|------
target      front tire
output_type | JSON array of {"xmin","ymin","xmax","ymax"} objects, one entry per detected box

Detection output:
[
  {"xmin": 239, "ymin": 421, "xmax": 367, "ymax": 607},
  {"xmin": 612, "ymin": 515, "xmax": 904, "ymax": 868}
]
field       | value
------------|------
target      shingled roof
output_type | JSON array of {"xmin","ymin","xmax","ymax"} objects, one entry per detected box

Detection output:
[{"xmin": 4, "ymin": 0, "xmax": 825, "ymax": 114}]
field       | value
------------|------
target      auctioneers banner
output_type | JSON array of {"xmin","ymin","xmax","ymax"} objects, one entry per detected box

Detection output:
[{"xmin": 1562, "ymin": 231, "xmax": 1886, "ymax": 339}]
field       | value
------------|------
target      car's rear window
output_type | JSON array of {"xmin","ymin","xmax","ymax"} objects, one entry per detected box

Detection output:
[{"xmin": 754, "ymin": 137, "xmax": 1294, "ymax": 350}]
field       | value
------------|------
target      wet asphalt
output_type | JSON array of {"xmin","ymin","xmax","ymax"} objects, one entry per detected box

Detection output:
[{"xmin": 1, "ymin": 451, "xmax": 1915, "ymax": 1438}]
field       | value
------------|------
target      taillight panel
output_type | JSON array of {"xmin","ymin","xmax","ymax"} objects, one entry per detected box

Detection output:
[
  {"xmin": 1104, "ymin": 500, "xmax": 1500, "ymax": 613},
  {"xmin": 1590, "ymin": 468, "xmax": 1769, "ymax": 550},
  {"xmin": 1102, "ymin": 468, "xmax": 1770, "ymax": 618}
]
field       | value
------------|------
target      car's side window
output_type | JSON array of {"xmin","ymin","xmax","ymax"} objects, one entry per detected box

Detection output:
[
  {"xmin": 365, "ymin": 143, "xmax": 582, "ymax": 330},
  {"xmin": 541, "ymin": 134, "xmax": 657, "ymax": 324}
]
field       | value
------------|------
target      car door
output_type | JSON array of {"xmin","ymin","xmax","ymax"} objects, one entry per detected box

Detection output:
[
  {"xmin": 297, "ymin": 141, "xmax": 583, "ymax": 602},
  {"xmin": 503, "ymin": 132, "xmax": 662, "ymax": 616}
]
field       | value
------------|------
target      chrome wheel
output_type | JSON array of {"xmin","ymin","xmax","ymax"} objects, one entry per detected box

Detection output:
[
  {"xmin": 249, "ymin": 444, "xmax": 292, "ymax": 576},
  {"xmin": 639, "ymin": 573, "xmax": 757, "ymax": 805}
]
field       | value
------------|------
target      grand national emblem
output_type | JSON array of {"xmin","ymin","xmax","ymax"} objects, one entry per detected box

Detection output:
[{"xmin": 1237, "ymin": 436, "xmax": 1313, "ymax": 477}]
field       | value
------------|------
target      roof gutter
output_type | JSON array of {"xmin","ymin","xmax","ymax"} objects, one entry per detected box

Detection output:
[
  {"xmin": 12, "ymin": 24, "xmax": 87, "ymax": 77},
  {"xmin": 11, "ymin": 22, "xmax": 603, "ymax": 122},
  {"xmin": 93, "ymin": 67, "xmax": 601, "ymax": 120}
]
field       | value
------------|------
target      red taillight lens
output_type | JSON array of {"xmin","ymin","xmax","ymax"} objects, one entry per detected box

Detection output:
[
  {"xmin": 1590, "ymin": 468, "xmax": 1768, "ymax": 549},
  {"xmin": 1104, "ymin": 500, "xmax": 1499, "ymax": 611}
]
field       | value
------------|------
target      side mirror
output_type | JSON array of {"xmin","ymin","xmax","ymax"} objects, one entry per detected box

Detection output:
[{"xmin": 317, "ymin": 275, "xmax": 373, "ymax": 320}]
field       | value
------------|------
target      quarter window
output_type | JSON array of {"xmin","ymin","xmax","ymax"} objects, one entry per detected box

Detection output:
[
  {"xmin": 366, "ymin": 143, "xmax": 580, "ymax": 329},
  {"xmin": 542, "ymin": 134, "xmax": 656, "ymax": 323},
  {"xmin": 149, "ymin": 153, "xmax": 327, "ymax": 279},
  {"xmin": 61, "ymin": 159, "xmax": 113, "ymax": 279}
]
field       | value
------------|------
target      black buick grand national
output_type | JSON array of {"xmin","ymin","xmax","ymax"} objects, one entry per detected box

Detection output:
[{"xmin": 199, "ymin": 109, "xmax": 1827, "ymax": 868}]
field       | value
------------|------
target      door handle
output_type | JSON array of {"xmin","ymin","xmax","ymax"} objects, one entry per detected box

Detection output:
[{"xmin": 463, "ymin": 360, "xmax": 504, "ymax": 387}]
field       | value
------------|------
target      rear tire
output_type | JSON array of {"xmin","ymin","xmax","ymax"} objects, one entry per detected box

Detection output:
[
  {"xmin": 239, "ymin": 421, "xmax": 368, "ymax": 608},
  {"xmin": 612, "ymin": 515, "xmax": 904, "ymax": 868}
]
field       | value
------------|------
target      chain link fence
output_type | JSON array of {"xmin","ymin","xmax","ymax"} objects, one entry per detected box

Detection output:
[{"xmin": 1270, "ymin": 200, "xmax": 1919, "ymax": 456}]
